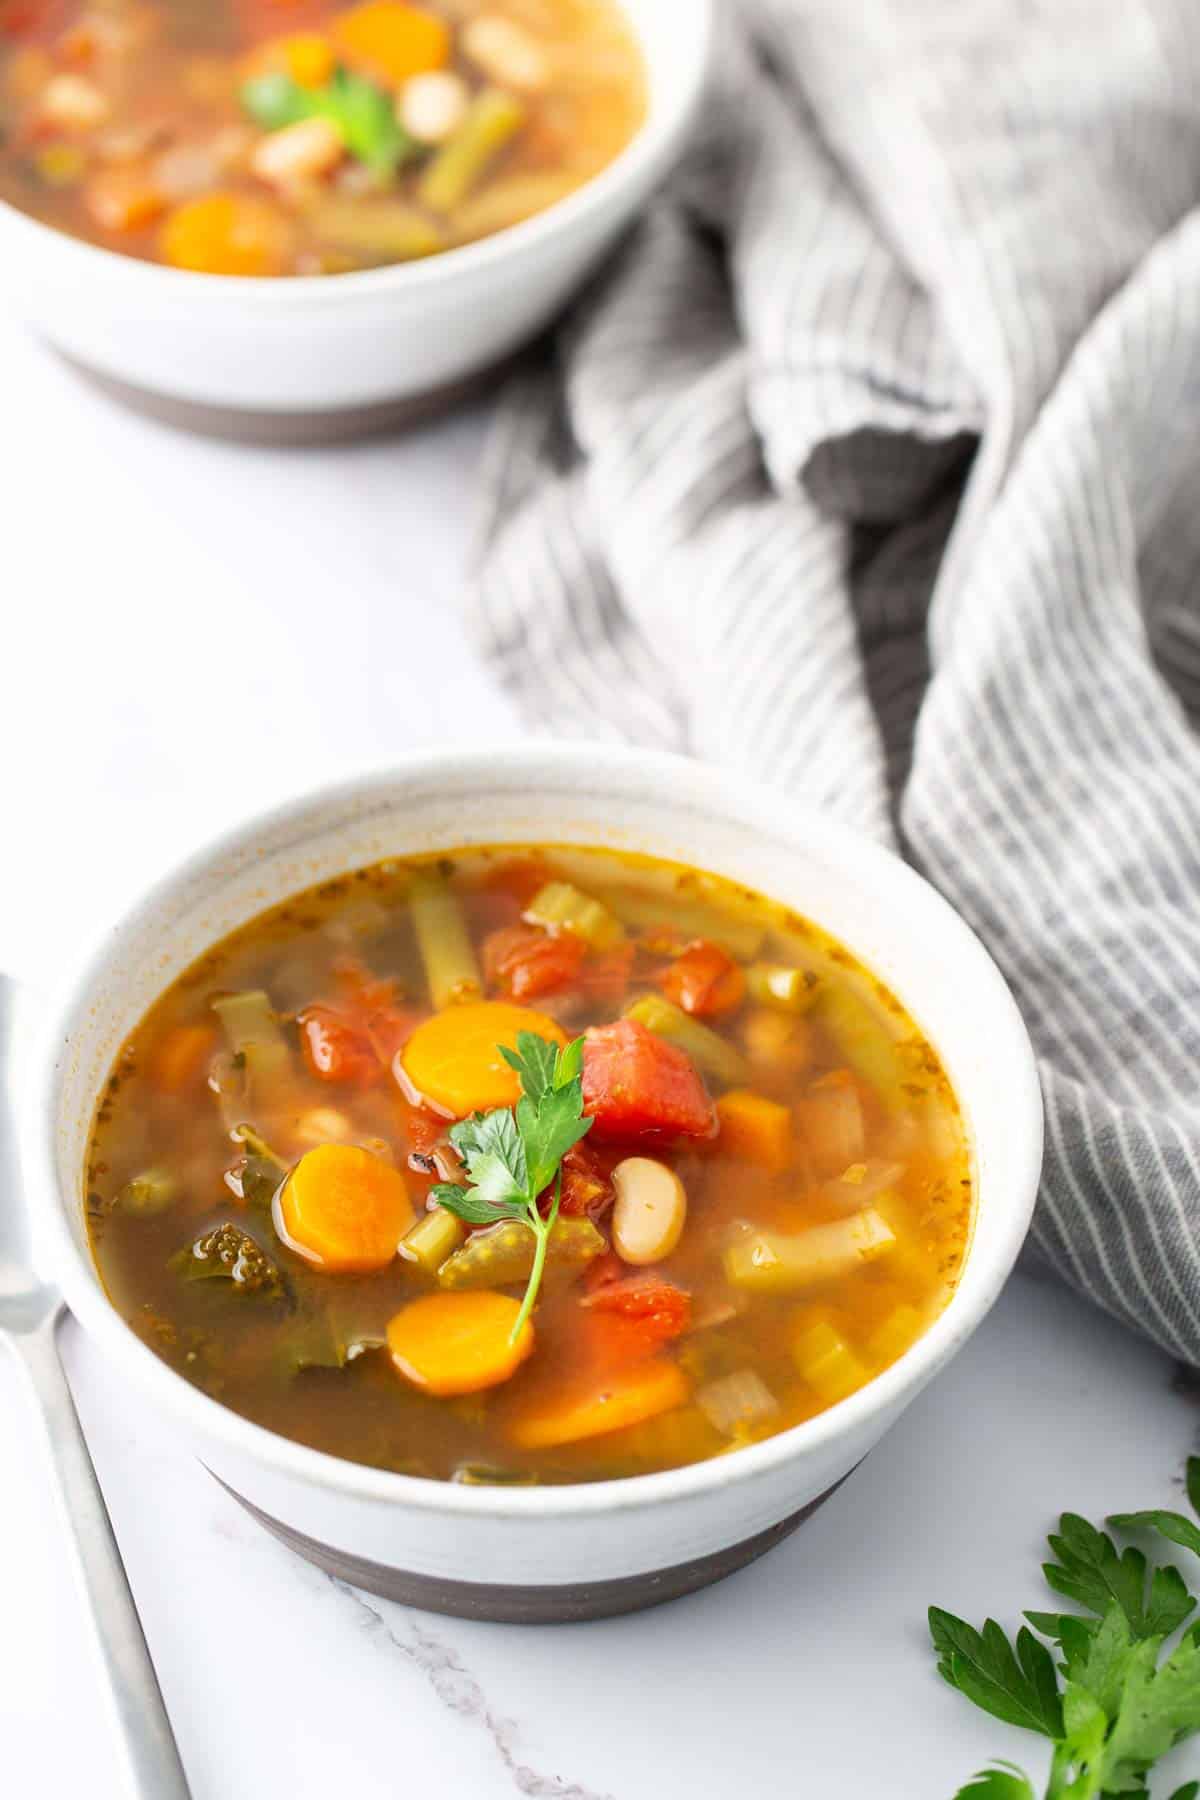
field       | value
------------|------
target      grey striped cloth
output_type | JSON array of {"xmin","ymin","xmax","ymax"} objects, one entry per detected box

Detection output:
[{"xmin": 465, "ymin": 0, "xmax": 1200, "ymax": 1366}]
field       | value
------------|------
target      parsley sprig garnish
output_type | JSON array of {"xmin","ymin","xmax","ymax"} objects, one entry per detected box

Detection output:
[
  {"xmin": 932, "ymin": 1460, "xmax": 1200, "ymax": 1798},
  {"xmin": 429, "ymin": 1032, "xmax": 594, "ymax": 1343}
]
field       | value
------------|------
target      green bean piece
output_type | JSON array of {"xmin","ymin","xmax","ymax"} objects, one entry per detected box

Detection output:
[
  {"xmin": 451, "ymin": 1463, "xmax": 539, "ymax": 1487},
  {"xmin": 723, "ymin": 1211, "xmax": 896, "ymax": 1296},
  {"xmin": 438, "ymin": 1216, "xmax": 604, "ymax": 1291},
  {"xmin": 623, "ymin": 993, "xmax": 750, "ymax": 1088},
  {"xmin": 418, "ymin": 87, "xmax": 527, "ymax": 214},
  {"xmin": 399, "ymin": 1207, "xmax": 468, "ymax": 1275},
  {"xmin": 746, "ymin": 963, "xmax": 818, "ymax": 1013},
  {"xmin": 409, "ymin": 869, "xmax": 482, "ymax": 1009},
  {"xmin": 523, "ymin": 880, "xmax": 625, "ymax": 951},
  {"xmin": 306, "ymin": 197, "xmax": 444, "ymax": 261},
  {"xmin": 814, "ymin": 984, "xmax": 909, "ymax": 1115},
  {"xmin": 116, "ymin": 1167, "xmax": 178, "ymax": 1216},
  {"xmin": 607, "ymin": 892, "xmax": 766, "ymax": 960}
]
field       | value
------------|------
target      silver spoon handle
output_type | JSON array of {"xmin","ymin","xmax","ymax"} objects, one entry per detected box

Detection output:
[{"xmin": 7, "ymin": 1311, "xmax": 192, "ymax": 1800}]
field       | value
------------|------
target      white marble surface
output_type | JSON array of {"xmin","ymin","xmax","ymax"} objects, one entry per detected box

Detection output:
[{"xmin": 3, "ymin": 317, "xmax": 1198, "ymax": 1800}]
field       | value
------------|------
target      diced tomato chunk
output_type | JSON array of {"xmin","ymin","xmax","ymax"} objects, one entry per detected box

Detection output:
[
  {"xmin": 659, "ymin": 939, "xmax": 746, "ymax": 1017},
  {"xmin": 298, "ymin": 1005, "xmax": 379, "ymax": 1087},
  {"xmin": 557, "ymin": 1142, "xmax": 614, "ymax": 1218},
  {"xmin": 332, "ymin": 955, "xmax": 397, "ymax": 1017},
  {"xmin": 575, "ymin": 942, "xmax": 636, "ymax": 1004},
  {"xmin": 582, "ymin": 1018, "xmax": 717, "ymax": 1144},
  {"xmin": 402, "ymin": 1103, "xmax": 446, "ymax": 1158},
  {"xmin": 581, "ymin": 1276, "xmax": 692, "ymax": 1366},
  {"xmin": 482, "ymin": 923, "xmax": 586, "ymax": 1002},
  {"xmin": 583, "ymin": 1248, "xmax": 624, "ymax": 1292}
]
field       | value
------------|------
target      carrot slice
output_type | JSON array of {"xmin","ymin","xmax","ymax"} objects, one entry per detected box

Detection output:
[
  {"xmin": 715, "ymin": 1089, "xmax": 794, "ymax": 1171},
  {"xmin": 159, "ymin": 193, "xmax": 293, "ymax": 276},
  {"xmin": 330, "ymin": 1, "xmax": 450, "ymax": 85},
  {"xmin": 506, "ymin": 1358, "xmax": 689, "ymax": 1450},
  {"xmin": 85, "ymin": 168, "xmax": 165, "ymax": 233},
  {"xmin": 278, "ymin": 1143, "xmax": 412, "ymax": 1273},
  {"xmin": 387, "ymin": 1291, "xmax": 533, "ymax": 1396},
  {"xmin": 149, "ymin": 1023, "xmax": 217, "ymax": 1095},
  {"xmin": 401, "ymin": 999, "xmax": 566, "ymax": 1117}
]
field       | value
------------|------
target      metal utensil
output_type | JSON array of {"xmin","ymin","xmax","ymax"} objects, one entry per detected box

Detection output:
[{"xmin": 0, "ymin": 975, "xmax": 192, "ymax": 1798}]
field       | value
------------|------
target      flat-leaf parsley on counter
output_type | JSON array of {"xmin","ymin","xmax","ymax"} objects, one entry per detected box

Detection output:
[
  {"xmin": 933, "ymin": 1459, "xmax": 1200, "ymax": 1798},
  {"xmin": 430, "ymin": 1031, "xmax": 594, "ymax": 1343}
]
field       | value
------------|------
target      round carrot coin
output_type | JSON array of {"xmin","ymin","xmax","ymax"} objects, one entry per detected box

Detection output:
[
  {"xmin": 400, "ymin": 1000, "xmax": 566, "ymax": 1117},
  {"xmin": 386, "ymin": 1291, "xmax": 534, "ymax": 1396},
  {"xmin": 277, "ymin": 1143, "xmax": 413, "ymax": 1273}
]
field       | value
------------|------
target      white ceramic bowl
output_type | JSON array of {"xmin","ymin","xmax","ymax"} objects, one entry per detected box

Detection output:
[
  {"xmin": 31, "ymin": 748, "xmax": 1043, "ymax": 1622},
  {"xmin": 0, "ymin": 0, "xmax": 711, "ymax": 438}
]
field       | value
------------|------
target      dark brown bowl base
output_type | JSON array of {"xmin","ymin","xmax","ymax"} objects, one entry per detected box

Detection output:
[
  {"xmin": 214, "ymin": 1473, "xmax": 849, "ymax": 1623},
  {"xmin": 57, "ymin": 350, "xmax": 512, "ymax": 445}
]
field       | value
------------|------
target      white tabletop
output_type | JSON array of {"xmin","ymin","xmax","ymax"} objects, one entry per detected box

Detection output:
[{"xmin": 3, "ymin": 318, "xmax": 1196, "ymax": 1800}]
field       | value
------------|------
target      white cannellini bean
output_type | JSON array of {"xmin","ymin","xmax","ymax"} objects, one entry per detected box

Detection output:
[
  {"xmin": 294, "ymin": 1107, "xmax": 353, "ymax": 1147},
  {"xmin": 153, "ymin": 143, "xmax": 221, "ymax": 200},
  {"xmin": 610, "ymin": 1157, "xmax": 687, "ymax": 1266},
  {"xmin": 399, "ymin": 70, "xmax": 470, "ymax": 144},
  {"xmin": 251, "ymin": 117, "xmax": 344, "ymax": 186},
  {"xmin": 460, "ymin": 14, "xmax": 549, "ymax": 92},
  {"xmin": 40, "ymin": 73, "xmax": 110, "ymax": 130}
]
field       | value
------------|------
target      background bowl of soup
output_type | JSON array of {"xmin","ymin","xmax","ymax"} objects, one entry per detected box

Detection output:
[
  {"xmin": 29, "ymin": 747, "xmax": 1043, "ymax": 1623},
  {"xmin": 0, "ymin": 0, "xmax": 711, "ymax": 438}
]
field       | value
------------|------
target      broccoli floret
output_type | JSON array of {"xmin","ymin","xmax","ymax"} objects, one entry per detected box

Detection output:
[{"xmin": 174, "ymin": 1223, "xmax": 283, "ymax": 1296}]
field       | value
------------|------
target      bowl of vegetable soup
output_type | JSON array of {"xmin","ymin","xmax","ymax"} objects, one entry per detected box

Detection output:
[
  {"xmin": 30, "ymin": 748, "xmax": 1042, "ymax": 1621},
  {"xmin": 0, "ymin": 0, "xmax": 710, "ymax": 438}
]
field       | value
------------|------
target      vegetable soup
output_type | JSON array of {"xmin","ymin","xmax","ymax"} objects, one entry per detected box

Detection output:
[
  {"xmin": 85, "ymin": 847, "xmax": 974, "ymax": 1485},
  {"xmin": 0, "ymin": 0, "xmax": 645, "ymax": 275}
]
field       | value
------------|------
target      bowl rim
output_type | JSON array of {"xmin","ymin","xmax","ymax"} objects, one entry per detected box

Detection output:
[
  {"xmin": 0, "ymin": 0, "xmax": 713, "ymax": 307},
  {"xmin": 32, "ymin": 745, "xmax": 1044, "ymax": 1520}
]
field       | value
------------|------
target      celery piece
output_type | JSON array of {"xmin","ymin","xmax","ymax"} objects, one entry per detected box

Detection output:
[
  {"xmin": 866, "ymin": 1302, "xmax": 923, "ymax": 1368},
  {"xmin": 624, "ymin": 993, "xmax": 749, "ymax": 1088},
  {"xmin": 722, "ymin": 1210, "xmax": 896, "ymax": 1296},
  {"xmin": 746, "ymin": 963, "xmax": 818, "ymax": 1013},
  {"xmin": 695, "ymin": 1369, "xmax": 779, "ymax": 1438},
  {"xmin": 399, "ymin": 1206, "xmax": 467, "ymax": 1275},
  {"xmin": 523, "ymin": 880, "xmax": 625, "ymax": 951},
  {"xmin": 409, "ymin": 868, "xmax": 482, "ymax": 1009},
  {"xmin": 438, "ymin": 1215, "xmax": 604, "ymax": 1290},
  {"xmin": 418, "ymin": 87, "xmax": 526, "ymax": 214},
  {"xmin": 607, "ymin": 892, "xmax": 766, "ymax": 960},
  {"xmin": 814, "ymin": 985, "xmax": 909, "ymax": 1116},
  {"xmin": 211, "ymin": 990, "xmax": 291, "ymax": 1091},
  {"xmin": 790, "ymin": 1316, "xmax": 868, "ymax": 1405},
  {"xmin": 117, "ymin": 1167, "xmax": 178, "ymax": 1217}
]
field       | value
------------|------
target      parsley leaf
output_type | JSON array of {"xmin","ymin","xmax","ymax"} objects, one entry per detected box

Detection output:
[
  {"xmin": 952, "ymin": 1767, "xmax": 1036, "ymax": 1800},
  {"xmin": 1044, "ymin": 1515, "xmax": 1194, "ymax": 1641},
  {"xmin": 930, "ymin": 1612, "xmax": 1063, "ymax": 1739},
  {"xmin": 1108, "ymin": 1511, "xmax": 1200, "ymax": 1564},
  {"xmin": 933, "ymin": 1467, "xmax": 1200, "ymax": 1798},
  {"xmin": 449, "ymin": 1109, "xmax": 528, "ymax": 1206},
  {"xmin": 241, "ymin": 65, "xmax": 416, "ymax": 175},
  {"xmin": 428, "ymin": 1183, "xmax": 524, "ymax": 1227},
  {"xmin": 499, "ymin": 1031, "xmax": 561, "ymax": 1106},
  {"xmin": 433, "ymin": 1033, "xmax": 593, "ymax": 1343}
]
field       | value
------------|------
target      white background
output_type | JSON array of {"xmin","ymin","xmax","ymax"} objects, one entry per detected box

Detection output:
[{"xmin": 3, "ymin": 318, "xmax": 1198, "ymax": 1800}]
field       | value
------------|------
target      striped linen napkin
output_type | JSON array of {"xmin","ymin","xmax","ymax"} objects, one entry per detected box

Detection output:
[{"xmin": 466, "ymin": 0, "xmax": 1200, "ymax": 1366}]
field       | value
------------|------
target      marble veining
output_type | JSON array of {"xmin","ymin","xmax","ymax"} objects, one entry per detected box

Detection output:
[{"xmin": 328, "ymin": 1578, "xmax": 614, "ymax": 1800}]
